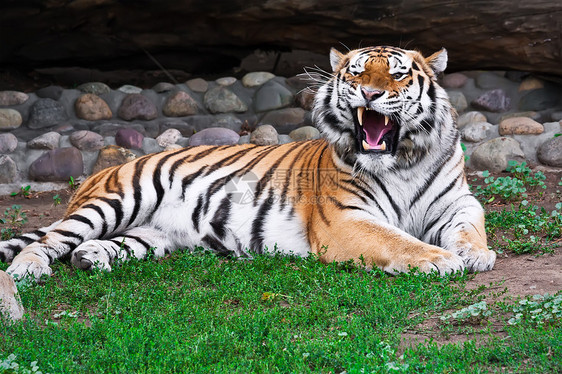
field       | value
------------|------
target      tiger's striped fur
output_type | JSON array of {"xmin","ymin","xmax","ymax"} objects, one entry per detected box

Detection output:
[{"xmin": 1, "ymin": 46, "xmax": 495, "ymax": 281}]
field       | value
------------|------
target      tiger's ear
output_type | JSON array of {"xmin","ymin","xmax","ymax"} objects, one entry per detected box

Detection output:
[
  {"xmin": 330, "ymin": 48, "xmax": 344, "ymax": 72},
  {"xmin": 425, "ymin": 48, "xmax": 448, "ymax": 75}
]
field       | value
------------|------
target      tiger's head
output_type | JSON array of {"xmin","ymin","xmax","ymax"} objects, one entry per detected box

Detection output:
[{"xmin": 312, "ymin": 46, "xmax": 455, "ymax": 173}]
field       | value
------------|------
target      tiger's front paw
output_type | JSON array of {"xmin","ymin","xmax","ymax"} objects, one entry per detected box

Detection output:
[
  {"xmin": 7, "ymin": 257, "xmax": 52, "ymax": 283},
  {"xmin": 70, "ymin": 242, "xmax": 111, "ymax": 272},
  {"xmin": 416, "ymin": 249, "xmax": 465, "ymax": 275},
  {"xmin": 463, "ymin": 247, "xmax": 496, "ymax": 272}
]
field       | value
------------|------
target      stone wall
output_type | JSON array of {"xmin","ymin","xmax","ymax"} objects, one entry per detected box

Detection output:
[{"xmin": 0, "ymin": 69, "xmax": 561, "ymax": 195}]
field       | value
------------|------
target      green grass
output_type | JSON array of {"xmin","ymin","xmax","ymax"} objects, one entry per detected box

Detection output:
[{"xmin": 1, "ymin": 251, "xmax": 561, "ymax": 373}]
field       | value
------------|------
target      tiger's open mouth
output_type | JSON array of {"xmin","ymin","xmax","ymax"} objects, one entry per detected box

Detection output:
[{"xmin": 355, "ymin": 107, "xmax": 400, "ymax": 154}]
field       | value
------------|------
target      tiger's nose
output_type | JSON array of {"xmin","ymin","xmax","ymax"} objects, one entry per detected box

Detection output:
[{"xmin": 361, "ymin": 87, "xmax": 384, "ymax": 101}]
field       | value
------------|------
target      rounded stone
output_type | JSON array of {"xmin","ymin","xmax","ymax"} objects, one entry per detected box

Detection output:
[
  {"xmin": 118, "ymin": 85, "xmax": 143, "ymax": 94},
  {"xmin": 75, "ymin": 93, "xmax": 113, "ymax": 121},
  {"xmin": 537, "ymin": 136, "xmax": 562, "ymax": 167},
  {"xmin": 0, "ymin": 91, "xmax": 29, "ymax": 106},
  {"xmin": 204, "ymin": 87, "xmax": 248, "ymax": 114},
  {"xmin": 470, "ymin": 137, "xmax": 525, "ymax": 172},
  {"xmin": 115, "ymin": 128, "xmax": 145, "ymax": 149},
  {"xmin": 70, "ymin": 130, "xmax": 105, "ymax": 151},
  {"xmin": 188, "ymin": 127, "xmax": 240, "ymax": 146},
  {"xmin": 186, "ymin": 78, "xmax": 208, "ymax": 93},
  {"xmin": 0, "ymin": 133, "xmax": 18, "ymax": 154},
  {"xmin": 163, "ymin": 90, "xmax": 198, "ymax": 117},
  {"xmin": 92, "ymin": 145, "xmax": 137, "ymax": 174},
  {"xmin": 28, "ymin": 98, "xmax": 69, "ymax": 129},
  {"xmin": 254, "ymin": 81, "xmax": 294, "ymax": 112},
  {"xmin": 457, "ymin": 111, "xmax": 487, "ymax": 129},
  {"xmin": 499, "ymin": 117, "xmax": 544, "ymax": 135},
  {"xmin": 260, "ymin": 107, "xmax": 306, "ymax": 134},
  {"xmin": 250, "ymin": 125, "xmax": 279, "ymax": 145},
  {"xmin": 27, "ymin": 131, "xmax": 61, "ymax": 150},
  {"xmin": 242, "ymin": 72, "xmax": 275, "ymax": 87},
  {"xmin": 519, "ymin": 88, "xmax": 561, "ymax": 111},
  {"xmin": 498, "ymin": 111, "xmax": 541, "ymax": 123},
  {"xmin": 142, "ymin": 138, "xmax": 164, "ymax": 154},
  {"xmin": 441, "ymin": 73, "xmax": 468, "ymax": 89},
  {"xmin": 0, "ymin": 109, "xmax": 23, "ymax": 130},
  {"xmin": 156, "ymin": 128, "xmax": 182, "ymax": 147},
  {"xmin": 77, "ymin": 82, "xmax": 111, "ymax": 95},
  {"xmin": 475, "ymin": 72, "xmax": 512, "ymax": 90},
  {"xmin": 551, "ymin": 112, "xmax": 562, "ymax": 122},
  {"xmin": 471, "ymin": 89, "xmax": 511, "ymax": 112},
  {"xmin": 152, "ymin": 82, "xmax": 176, "ymax": 93},
  {"xmin": 118, "ymin": 94, "xmax": 158, "ymax": 121},
  {"xmin": 518, "ymin": 77, "xmax": 544, "ymax": 92},
  {"xmin": 238, "ymin": 134, "xmax": 250, "ymax": 144},
  {"xmin": 216, "ymin": 77, "xmax": 237, "ymax": 86},
  {"xmin": 29, "ymin": 147, "xmax": 84, "ymax": 181},
  {"xmin": 0, "ymin": 270, "xmax": 24, "ymax": 322},
  {"xmin": 0, "ymin": 155, "xmax": 17, "ymax": 184},
  {"xmin": 447, "ymin": 91, "xmax": 468, "ymax": 113},
  {"xmin": 461, "ymin": 122, "xmax": 494, "ymax": 143},
  {"xmin": 36, "ymin": 86, "xmax": 64, "ymax": 100},
  {"xmin": 160, "ymin": 121, "xmax": 195, "ymax": 137},
  {"xmin": 289, "ymin": 126, "xmax": 320, "ymax": 141}
]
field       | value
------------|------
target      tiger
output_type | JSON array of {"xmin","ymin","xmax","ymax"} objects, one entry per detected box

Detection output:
[{"xmin": 0, "ymin": 45, "xmax": 496, "ymax": 282}]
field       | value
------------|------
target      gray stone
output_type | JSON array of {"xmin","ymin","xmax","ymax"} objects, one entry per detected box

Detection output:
[
  {"xmin": 457, "ymin": 111, "xmax": 487, "ymax": 129},
  {"xmin": 27, "ymin": 131, "xmax": 61, "ymax": 150},
  {"xmin": 77, "ymin": 82, "xmax": 111, "ymax": 95},
  {"xmin": 551, "ymin": 111, "xmax": 562, "ymax": 121},
  {"xmin": 254, "ymin": 80, "xmax": 294, "ymax": 112},
  {"xmin": 475, "ymin": 72, "xmax": 513, "ymax": 90},
  {"xmin": 115, "ymin": 128, "xmax": 144, "ymax": 149},
  {"xmin": 278, "ymin": 134, "xmax": 294, "ymax": 144},
  {"xmin": 163, "ymin": 90, "xmax": 198, "ymax": 117},
  {"xmin": 470, "ymin": 137, "xmax": 525, "ymax": 171},
  {"xmin": 242, "ymin": 72, "xmax": 275, "ymax": 87},
  {"xmin": 189, "ymin": 127, "xmax": 240, "ymax": 146},
  {"xmin": 447, "ymin": 91, "xmax": 468, "ymax": 113},
  {"xmin": 118, "ymin": 94, "xmax": 158, "ymax": 121},
  {"xmin": 216, "ymin": 77, "xmax": 237, "ymax": 86},
  {"xmin": 441, "ymin": 73, "xmax": 468, "ymax": 89},
  {"xmin": 186, "ymin": 78, "xmax": 208, "ymax": 93},
  {"xmin": 36, "ymin": 85, "xmax": 64, "ymax": 100},
  {"xmin": 289, "ymin": 126, "xmax": 320, "ymax": 141},
  {"xmin": 152, "ymin": 82, "xmax": 176, "ymax": 93},
  {"xmin": 498, "ymin": 111, "xmax": 541, "ymax": 122},
  {"xmin": 92, "ymin": 145, "xmax": 137, "ymax": 174},
  {"xmin": 0, "ymin": 155, "xmax": 17, "ymax": 183},
  {"xmin": 29, "ymin": 147, "xmax": 84, "ymax": 181},
  {"xmin": 461, "ymin": 122, "xmax": 494, "ymax": 143},
  {"xmin": 28, "ymin": 98, "xmax": 69, "ymax": 129},
  {"xmin": 250, "ymin": 125, "xmax": 279, "ymax": 145},
  {"xmin": 261, "ymin": 107, "xmax": 306, "ymax": 130},
  {"xmin": 156, "ymin": 128, "xmax": 182, "ymax": 147},
  {"xmin": 537, "ymin": 136, "xmax": 562, "ymax": 167},
  {"xmin": 204, "ymin": 87, "xmax": 248, "ymax": 114},
  {"xmin": 0, "ymin": 109, "xmax": 23, "ymax": 130},
  {"xmin": 471, "ymin": 89, "xmax": 511, "ymax": 112},
  {"xmin": 0, "ymin": 91, "xmax": 29, "ymax": 106},
  {"xmin": 59, "ymin": 135, "xmax": 71, "ymax": 148},
  {"xmin": 118, "ymin": 85, "xmax": 143, "ymax": 94},
  {"xmin": 0, "ymin": 270, "xmax": 24, "ymax": 322},
  {"xmin": 70, "ymin": 130, "xmax": 104, "ymax": 151},
  {"xmin": 75, "ymin": 94, "xmax": 112, "ymax": 121},
  {"xmin": 0, "ymin": 133, "xmax": 18, "ymax": 154},
  {"xmin": 142, "ymin": 138, "xmax": 164, "ymax": 154},
  {"xmin": 519, "ymin": 88, "xmax": 562, "ymax": 111},
  {"xmin": 238, "ymin": 134, "xmax": 250, "ymax": 144}
]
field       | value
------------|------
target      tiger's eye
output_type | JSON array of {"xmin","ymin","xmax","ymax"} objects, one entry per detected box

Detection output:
[{"xmin": 392, "ymin": 73, "xmax": 405, "ymax": 80}]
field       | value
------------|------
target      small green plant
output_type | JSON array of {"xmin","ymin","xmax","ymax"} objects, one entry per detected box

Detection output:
[
  {"xmin": 440, "ymin": 301, "xmax": 492, "ymax": 324},
  {"xmin": 460, "ymin": 142, "xmax": 469, "ymax": 162},
  {"xmin": 0, "ymin": 205, "xmax": 28, "ymax": 240},
  {"xmin": 68, "ymin": 176, "xmax": 79, "ymax": 190},
  {"xmin": 508, "ymin": 293, "xmax": 562, "ymax": 326},
  {"xmin": 10, "ymin": 185, "xmax": 31, "ymax": 198},
  {"xmin": 0, "ymin": 354, "xmax": 46, "ymax": 374},
  {"xmin": 505, "ymin": 160, "xmax": 546, "ymax": 189},
  {"xmin": 52, "ymin": 194, "xmax": 61, "ymax": 206}
]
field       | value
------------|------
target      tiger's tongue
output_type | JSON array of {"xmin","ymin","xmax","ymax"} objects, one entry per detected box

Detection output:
[{"xmin": 363, "ymin": 111, "xmax": 391, "ymax": 146}]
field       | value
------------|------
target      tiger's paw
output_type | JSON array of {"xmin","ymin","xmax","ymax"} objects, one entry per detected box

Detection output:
[
  {"xmin": 462, "ymin": 247, "xmax": 496, "ymax": 272},
  {"xmin": 384, "ymin": 249, "xmax": 465, "ymax": 275},
  {"xmin": 70, "ymin": 242, "xmax": 112, "ymax": 272},
  {"xmin": 6, "ymin": 257, "xmax": 52, "ymax": 283}
]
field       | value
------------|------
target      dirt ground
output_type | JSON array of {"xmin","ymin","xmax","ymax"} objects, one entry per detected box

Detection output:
[{"xmin": 1, "ymin": 168, "xmax": 561, "ymax": 299}]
